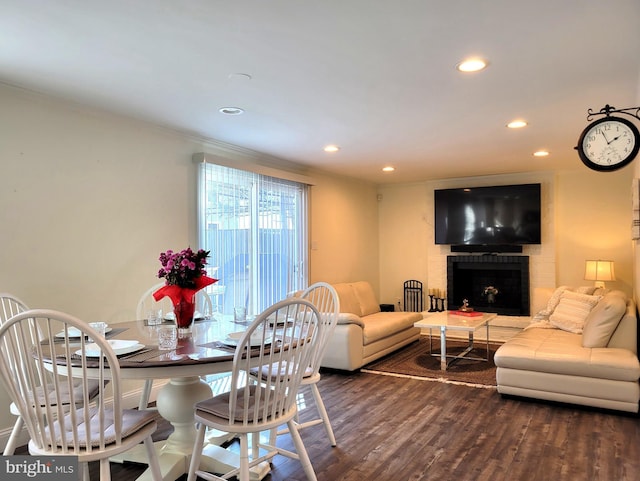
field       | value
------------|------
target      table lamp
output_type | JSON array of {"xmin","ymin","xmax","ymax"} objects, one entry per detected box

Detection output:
[{"xmin": 584, "ymin": 260, "xmax": 615, "ymax": 288}]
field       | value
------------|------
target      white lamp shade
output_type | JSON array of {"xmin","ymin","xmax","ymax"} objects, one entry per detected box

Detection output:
[{"xmin": 584, "ymin": 260, "xmax": 616, "ymax": 282}]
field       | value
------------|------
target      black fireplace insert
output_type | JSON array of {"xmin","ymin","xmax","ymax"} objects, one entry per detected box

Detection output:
[{"xmin": 447, "ymin": 255, "xmax": 530, "ymax": 316}]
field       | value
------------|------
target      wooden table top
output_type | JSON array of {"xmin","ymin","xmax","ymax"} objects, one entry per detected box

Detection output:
[{"xmin": 41, "ymin": 318, "xmax": 259, "ymax": 379}]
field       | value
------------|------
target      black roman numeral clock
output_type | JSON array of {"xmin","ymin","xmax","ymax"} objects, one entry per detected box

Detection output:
[{"xmin": 576, "ymin": 105, "xmax": 640, "ymax": 172}]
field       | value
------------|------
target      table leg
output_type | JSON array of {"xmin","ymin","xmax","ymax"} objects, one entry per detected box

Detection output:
[
  {"xmin": 439, "ymin": 326, "xmax": 447, "ymax": 370},
  {"xmin": 486, "ymin": 322, "xmax": 490, "ymax": 360}
]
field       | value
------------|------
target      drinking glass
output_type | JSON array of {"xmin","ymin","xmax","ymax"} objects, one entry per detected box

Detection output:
[
  {"xmin": 88, "ymin": 322, "xmax": 107, "ymax": 342},
  {"xmin": 233, "ymin": 306, "xmax": 247, "ymax": 323},
  {"xmin": 147, "ymin": 309, "xmax": 162, "ymax": 326},
  {"xmin": 158, "ymin": 326, "xmax": 178, "ymax": 350}
]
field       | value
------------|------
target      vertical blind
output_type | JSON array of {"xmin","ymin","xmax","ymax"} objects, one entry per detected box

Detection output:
[{"xmin": 198, "ymin": 162, "xmax": 308, "ymax": 316}]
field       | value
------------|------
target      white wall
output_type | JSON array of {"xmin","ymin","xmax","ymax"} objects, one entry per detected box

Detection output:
[
  {"xmin": 378, "ymin": 173, "xmax": 556, "ymax": 309},
  {"xmin": 0, "ymin": 86, "xmax": 198, "ymax": 321},
  {"xmin": 0, "ymin": 83, "xmax": 379, "ymax": 449},
  {"xmin": 554, "ymin": 168, "xmax": 634, "ymax": 292},
  {"xmin": 308, "ymin": 171, "xmax": 380, "ymax": 290},
  {"xmin": 378, "ymin": 169, "xmax": 634, "ymax": 309},
  {"xmin": 629, "ymin": 81, "xmax": 640, "ymax": 307},
  {"xmin": 377, "ymin": 183, "xmax": 430, "ymax": 308}
]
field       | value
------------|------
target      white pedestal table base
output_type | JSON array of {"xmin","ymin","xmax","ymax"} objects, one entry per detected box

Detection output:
[{"xmin": 110, "ymin": 376, "xmax": 270, "ymax": 481}]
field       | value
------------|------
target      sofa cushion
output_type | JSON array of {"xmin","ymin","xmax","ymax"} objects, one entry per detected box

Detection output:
[
  {"xmin": 361, "ymin": 311, "xmax": 422, "ymax": 345},
  {"xmin": 582, "ymin": 292, "xmax": 627, "ymax": 348},
  {"xmin": 352, "ymin": 281, "xmax": 381, "ymax": 317},
  {"xmin": 332, "ymin": 283, "xmax": 362, "ymax": 316},
  {"xmin": 576, "ymin": 286, "xmax": 599, "ymax": 295},
  {"xmin": 545, "ymin": 285, "xmax": 572, "ymax": 313},
  {"xmin": 494, "ymin": 327, "xmax": 640, "ymax": 382},
  {"xmin": 332, "ymin": 281, "xmax": 381, "ymax": 317},
  {"xmin": 543, "ymin": 286, "xmax": 603, "ymax": 315},
  {"xmin": 549, "ymin": 290, "xmax": 601, "ymax": 333}
]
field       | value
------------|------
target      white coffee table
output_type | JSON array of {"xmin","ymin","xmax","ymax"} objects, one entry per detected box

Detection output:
[{"xmin": 414, "ymin": 311, "xmax": 498, "ymax": 370}]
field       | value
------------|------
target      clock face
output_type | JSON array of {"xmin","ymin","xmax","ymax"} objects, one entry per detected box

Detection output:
[{"xmin": 577, "ymin": 116, "xmax": 640, "ymax": 171}]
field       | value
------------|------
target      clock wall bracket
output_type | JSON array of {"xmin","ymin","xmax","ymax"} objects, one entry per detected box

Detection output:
[{"xmin": 586, "ymin": 104, "xmax": 640, "ymax": 122}]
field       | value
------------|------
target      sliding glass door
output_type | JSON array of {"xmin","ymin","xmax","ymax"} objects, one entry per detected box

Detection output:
[{"xmin": 197, "ymin": 162, "xmax": 308, "ymax": 317}]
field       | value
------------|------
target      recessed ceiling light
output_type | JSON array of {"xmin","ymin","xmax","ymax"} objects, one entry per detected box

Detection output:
[
  {"xmin": 382, "ymin": 166, "xmax": 395, "ymax": 172},
  {"xmin": 219, "ymin": 107, "xmax": 244, "ymax": 115},
  {"xmin": 507, "ymin": 120, "xmax": 528, "ymax": 129},
  {"xmin": 533, "ymin": 150, "xmax": 550, "ymax": 157},
  {"xmin": 456, "ymin": 58, "xmax": 488, "ymax": 72},
  {"xmin": 323, "ymin": 145, "xmax": 340, "ymax": 152}
]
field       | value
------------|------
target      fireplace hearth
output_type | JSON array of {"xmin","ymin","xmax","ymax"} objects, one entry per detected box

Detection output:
[{"xmin": 447, "ymin": 255, "xmax": 530, "ymax": 316}]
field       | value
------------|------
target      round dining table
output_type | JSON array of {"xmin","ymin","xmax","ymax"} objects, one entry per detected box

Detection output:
[{"xmin": 54, "ymin": 317, "xmax": 271, "ymax": 481}]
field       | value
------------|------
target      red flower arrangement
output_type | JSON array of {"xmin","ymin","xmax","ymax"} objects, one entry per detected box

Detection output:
[{"xmin": 153, "ymin": 247, "xmax": 217, "ymax": 328}]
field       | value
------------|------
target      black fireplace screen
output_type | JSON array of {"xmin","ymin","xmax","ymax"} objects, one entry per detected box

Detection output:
[
  {"xmin": 447, "ymin": 255, "xmax": 530, "ymax": 316},
  {"xmin": 403, "ymin": 279, "xmax": 423, "ymax": 312}
]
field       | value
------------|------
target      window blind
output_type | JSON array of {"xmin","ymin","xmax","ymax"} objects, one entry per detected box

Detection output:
[{"xmin": 197, "ymin": 161, "xmax": 308, "ymax": 317}]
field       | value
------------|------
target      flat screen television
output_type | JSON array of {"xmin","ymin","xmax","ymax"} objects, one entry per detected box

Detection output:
[{"xmin": 434, "ymin": 183, "xmax": 541, "ymax": 248}]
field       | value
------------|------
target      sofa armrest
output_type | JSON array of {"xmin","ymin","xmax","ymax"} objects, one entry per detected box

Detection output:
[{"xmin": 337, "ymin": 313, "xmax": 365, "ymax": 327}]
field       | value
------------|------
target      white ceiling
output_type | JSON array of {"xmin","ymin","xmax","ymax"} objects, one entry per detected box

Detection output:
[{"xmin": 2, "ymin": 1, "xmax": 640, "ymax": 184}]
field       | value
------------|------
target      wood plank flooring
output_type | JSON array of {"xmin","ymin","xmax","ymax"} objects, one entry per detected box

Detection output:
[{"xmin": 17, "ymin": 369, "xmax": 640, "ymax": 481}]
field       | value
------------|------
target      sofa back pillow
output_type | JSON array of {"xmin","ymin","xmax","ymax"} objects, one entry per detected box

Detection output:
[
  {"xmin": 352, "ymin": 281, "xmax": 381, "ymax": 316},
  {"xmin": 545, "ymin": 286, "xmax": 572, "ymax": 314},
  {"xmin": 332, "ymin": 283, "xmax": 363, "ymax": 316},
  {"xmin": 549, "ymin": 290, "xmax": 601, "ymax": 333},
  {"xmin": 582, "ymin": 291, "xmax": 627, "ymax": 348}
]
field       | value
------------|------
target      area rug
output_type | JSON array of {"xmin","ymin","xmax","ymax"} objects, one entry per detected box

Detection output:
[{"xmin": 361, "ymin": 337, "xmax": 502, "ymax": 388}]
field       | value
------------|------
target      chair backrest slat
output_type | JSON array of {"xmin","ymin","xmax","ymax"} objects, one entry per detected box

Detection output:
[
  {"xmin": 300, "ymin": 282, "xmax": 340, "ymax": 373},
  {"xmin": 229, "ymin": 298, "xmax": 321, "ymax": 427}
]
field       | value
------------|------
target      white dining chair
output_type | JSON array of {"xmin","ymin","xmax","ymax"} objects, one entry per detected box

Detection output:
[
  {"xmin": 135, "ymin": 282, "xmax": 174, "ymax": 322},
  {"xmin": 136, "ymin": 282, "xmax": 214, "ymax": 320},
  {"xmin": 135, "ymin": 282, "xmax": 214, "ymax": 409},
  {"xmin": 207, "ymin": 283, "xmax": 226, "ymax": 315},
  {"xmin": 186, "ymin": 298, "xmax": 322, "ymax": 481},
  {"xmin": 136, "ymin": 282, "xmax": 171, "ymax": 410},
  {"xmin": 287, "ymin": 281, "xmax": 340, "ymax": 446},
  {"xmin": 0, "ymin": 293, "xmax": 30, "ymax": 455},
  {"xmin": 0, "ymin": 308, "xmax": 162, "ymax": 481},
  {"xmin": 0, "ymin": 294, "xmax": 105, "ymax": 456}
]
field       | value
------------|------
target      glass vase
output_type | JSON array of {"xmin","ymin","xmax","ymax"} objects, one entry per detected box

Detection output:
[{"xmin": 173, "ymin": 295, "xmax": 196, "ymax": 334}]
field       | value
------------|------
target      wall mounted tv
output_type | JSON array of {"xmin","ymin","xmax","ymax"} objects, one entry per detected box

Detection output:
[{"xmin": 434, "ymin": 183, "xmax": 541, "ymax": 250}]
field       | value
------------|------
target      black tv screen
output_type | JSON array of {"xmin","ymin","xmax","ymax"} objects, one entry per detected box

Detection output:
[{"xmin": 434, "ymin": 183, "xmax": 541, "ymax": 246}]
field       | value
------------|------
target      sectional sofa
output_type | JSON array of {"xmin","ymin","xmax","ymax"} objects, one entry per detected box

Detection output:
[
  {"xmin": 495, "ymin": 286, "xmax": 640, "ymax": 413},
  {"xmin": 320, "ymin": 281, "xmax": 422, "ymax": 371}
]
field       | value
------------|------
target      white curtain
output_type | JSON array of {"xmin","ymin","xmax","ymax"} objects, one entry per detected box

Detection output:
[{"xmin": 198, "ymin": 162, "xmax": 308, "ymax": 317}]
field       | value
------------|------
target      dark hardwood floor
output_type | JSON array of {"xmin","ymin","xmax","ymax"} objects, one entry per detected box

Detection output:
[{"xmin": 17, "ymin": 370, "xmax": 640, "ymax": 481}]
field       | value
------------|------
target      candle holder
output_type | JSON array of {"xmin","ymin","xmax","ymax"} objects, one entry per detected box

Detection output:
[
  {"xmin": 436, "ymin": 297, "xmax": 445, "ymax": 312},
  {"xmin": 428, "ymin": 295, "xmax": 437, "ymax": 312}
]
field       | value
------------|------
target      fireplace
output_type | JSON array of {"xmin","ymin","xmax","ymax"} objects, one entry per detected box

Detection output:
[{"xmin": 447, "ymin": 255, "xmax": 530, "ymax": 316}]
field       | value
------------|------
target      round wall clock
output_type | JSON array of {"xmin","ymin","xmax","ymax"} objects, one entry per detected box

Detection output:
[{"xmin": 576, "ymin": 116, "xmax": 640, "ymax": 171}]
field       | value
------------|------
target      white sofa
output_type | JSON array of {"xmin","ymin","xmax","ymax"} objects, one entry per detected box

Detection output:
[
  {"xmin": 320, "ymin": 281, "xmax": 422, "ymax": 371},
  {"xmin": 495, "ymin": 287, "xmax": 640, "ymax": 413}
]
